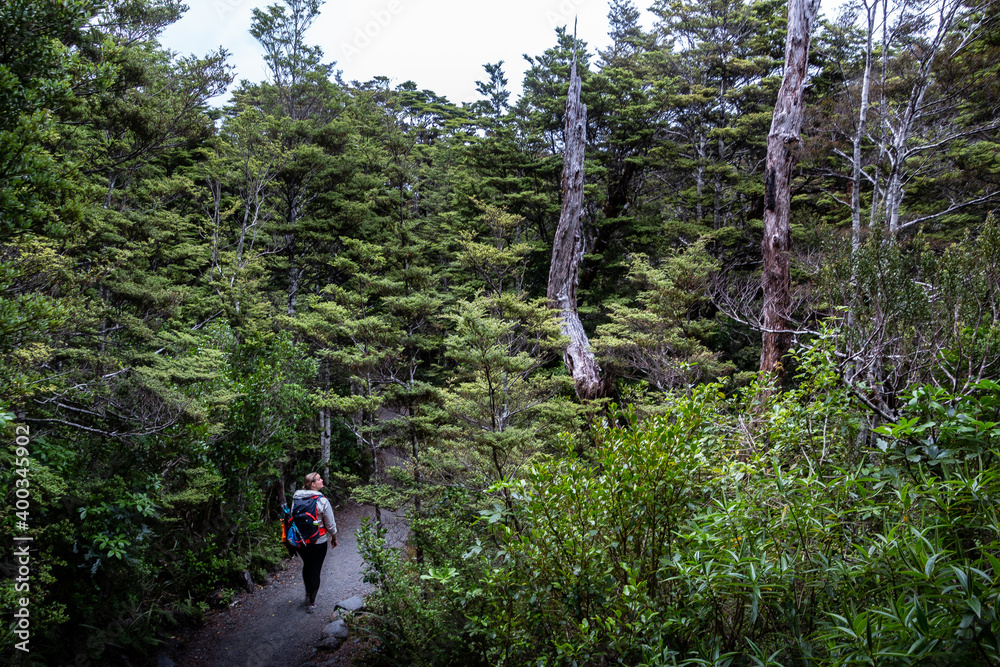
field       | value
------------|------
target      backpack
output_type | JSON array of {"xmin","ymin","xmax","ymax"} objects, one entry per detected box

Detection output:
[
  {"xmin": 284, "ymin": 494, "xmax": 325, "ymax": 548},
  {"xmin": 280, "ymin": 503, "xmax": 300, "ymax": 552}
]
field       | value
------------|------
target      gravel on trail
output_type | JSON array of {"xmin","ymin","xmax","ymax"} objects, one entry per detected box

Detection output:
[{"xmin": 167, "ymin": 499, "xmax": 385, "ymax": 667}]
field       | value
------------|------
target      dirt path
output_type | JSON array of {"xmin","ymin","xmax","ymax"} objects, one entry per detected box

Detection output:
[{"xmin": 168, "ymin": 500, "xmax": 389, "ymax": 667}]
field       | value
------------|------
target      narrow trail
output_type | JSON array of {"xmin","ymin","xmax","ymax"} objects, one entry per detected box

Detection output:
[{"xmin": 169, "ymin": 500, "xmax": 387, "ymax": 667}]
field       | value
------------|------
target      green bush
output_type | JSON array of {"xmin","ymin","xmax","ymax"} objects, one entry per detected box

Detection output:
[
  {"xmin": 358, "ymin": 349, "xmax": 1000, "ymax": 666},
  {"xmin": 357, "ymin": 495, "xmax": 492, "ymax": 667}
]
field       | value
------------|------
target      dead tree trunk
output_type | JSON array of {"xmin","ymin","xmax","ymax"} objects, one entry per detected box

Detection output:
[
  {"xmin": 760, "ymin": 0, "xmax": 821, "ymax": 376},
  {"xmin": 547, "ymin": 40, "xmax": 603, "ymax": 401},
  {"xmin": 851, "ymin": 0, "xmax": 876, "ymax": 258}
]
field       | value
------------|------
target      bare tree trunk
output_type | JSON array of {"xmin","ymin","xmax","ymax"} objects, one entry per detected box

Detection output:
[
  {"xmin": 846, "ymin": 0, "xmax": 878, "ymax": 347},
  {"xmin": 760, "ymin": 0, "xmax": 821, "ymax": 375},
  {"xmin": 547, "ymin": 37, "xmax": 603, "ymax": 401},
  {"xmin": 288, "ymin": 261, "xmax": 301, "ymax": 316},
  {"xmin": 851, "ymin": 0, "xmax": 876, "ymax": 258},
  {"xmin": 714, "ymin": 136, "xmax": 724, "ymax": 230},
  {"xmin": 411, "ymin": 416, "xmax": 423, "ymax": 567}
]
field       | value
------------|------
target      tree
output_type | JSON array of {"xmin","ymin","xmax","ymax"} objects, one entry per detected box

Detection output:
[
  {"xmin": 548, "ymin": 29, "xmax": 604, "ymax": 400},
  {"xmin": 203, "ymin": 109, "xmax": 285, "ymax": 336},
  {"xmin": 649, "ymin": 0, "xmax": 786, "ymax": 231},
  {"xmin": 444, "ymin": 203, "xmax": 575, "ymax": 500},
  {"xmin": 249, "ymin": 0, "xmax": 333, "ymax": 121},
  {"xmin": 0, "ymin": 1, "xmax": 96, "ymax": 416},
  {"xmin": 244, "ymin": 0, "xmax": 345, "ymax": 316},
  {"xmin": 815, "ymin": 0, "xmax": 1000, "ymax": 242},
  {"xmin": 760, "ymin": 0, "xmax": 822, "ymax": 375},
  {"xmin": 0, "ymin": 0, "xmax": 92, "ymax": 237},
  {"xmin": 582, "ymin": 1, "xmax": 673, "ymax": 302},
  {"xmin": 474, "ymin": 61, "xmax": 511, "ymax": 122},
  {"xmin": 442, "ymin": 296, "xmax": 572, "ymax": 493},
  {"xmin": 874, "ymin": 0, "xmax": 995, "ymax": 235}
]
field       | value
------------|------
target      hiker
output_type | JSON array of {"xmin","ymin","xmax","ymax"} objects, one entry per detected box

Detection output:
[{"xmin": 292, "ymin": 472, "xmax": 337, "ymax": 613}]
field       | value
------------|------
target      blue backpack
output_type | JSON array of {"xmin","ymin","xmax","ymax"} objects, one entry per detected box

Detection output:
[{"xmin": 283, "ymin": 495, "xmax": 323, "ymax": 548}]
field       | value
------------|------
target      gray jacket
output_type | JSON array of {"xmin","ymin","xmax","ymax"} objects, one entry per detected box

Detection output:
[{"xmin": 292, "ymin": 490, "xmax": 337, "ymax": 544}]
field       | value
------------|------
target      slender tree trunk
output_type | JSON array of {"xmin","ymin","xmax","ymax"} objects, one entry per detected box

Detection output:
[
  {"xmin": 319, "ymin": 359, "xmax": 331, "ymax": 481},
  {"xmin": 695, "ymin": 133, "xmax": 706, "ymax": 225},
  {"xmin": 760, "ymin": 0, "xmax": 821, "ymax": 375},
  {"xmin": 411, "ymin": 415, "xmax": 423, "ymax": 566},
  {"xmin": 878, "ymin": 0, "xmax": 961, "ymax": 235},
  {"xmin": 286, "ymin": 194, "xmax": 300, "ymax": 316},
  {"xmin": 851, "ymin": 0, "xmax": 876, "ymax": 258},
  {"xmin": 714, "ymin": 135, "xmax": 724, "ymax": 230},
  {"xmin": 547, "ymin": 41, "xmax": 603, "ymax": 400},
  {"xmin": 886, "ymin": 166, "xmax": 905, "ymax": 235},
  {"xmin": 847, "ymin": 0, "xmax": 878, "ymax": 349}
]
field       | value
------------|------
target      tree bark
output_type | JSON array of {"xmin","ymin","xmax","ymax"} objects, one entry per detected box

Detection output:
[
  {"xmin": 548, "ymin": 46, "xmax": 603, "ymax": 401},
  {"xmin": 760, "ymin": 0, "xmax": 821, "ymax": 375}
]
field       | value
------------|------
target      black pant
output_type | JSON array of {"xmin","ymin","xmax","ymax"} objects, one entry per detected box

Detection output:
[{"xmin": 300, "ymin": 540, "xmax": 328, "ymax": 604}]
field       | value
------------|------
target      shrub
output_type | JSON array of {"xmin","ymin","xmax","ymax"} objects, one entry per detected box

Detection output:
[{"xmin": 358, "ymin": 351, "xmax": 1000, "ymax": 666}]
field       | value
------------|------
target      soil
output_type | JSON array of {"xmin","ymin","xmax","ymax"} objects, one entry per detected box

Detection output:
[{"xmin": 164, "ymin": 499, "xmax": 386, "ymax": 667}]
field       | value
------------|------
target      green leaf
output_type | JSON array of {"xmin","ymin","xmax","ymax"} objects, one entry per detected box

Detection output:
[
  {"xmin": 967, "ymin": 596, "xmax": 982, "ymax": 618},
  {"xmin": 924, "ymin": 553, "xmax": 938, "ymax": 579}
]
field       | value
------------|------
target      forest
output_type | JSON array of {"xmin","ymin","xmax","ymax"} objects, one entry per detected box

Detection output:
[{"xmin": 2, "ymin": 0, "xmax": 1000, "ymax": 664}]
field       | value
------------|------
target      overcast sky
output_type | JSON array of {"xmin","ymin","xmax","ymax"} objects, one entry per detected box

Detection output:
[
  {"xmin": 159, "ymin": 0, "xmax": 656, "ymax": 106},
  {"xmin": 160, "ymin": 0, "xmax": 846, "ymax": 107}
]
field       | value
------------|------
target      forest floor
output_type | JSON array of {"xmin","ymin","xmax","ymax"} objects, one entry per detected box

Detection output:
[{"xmin": 162, "ymin": 499, "xmax": 400, "ymax": 667}]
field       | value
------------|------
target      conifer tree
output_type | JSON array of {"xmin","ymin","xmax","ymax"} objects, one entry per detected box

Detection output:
[
  {"xmin": 445, "ymin": 203, "xmax": 575, "ymax": 498},
  {"xmin": 649, "ymin": 0, "xmax": 785, "ymax": 231},
  {"xmin": 595, "ymin": 244, "xmax": 733, "ymax": 391}
]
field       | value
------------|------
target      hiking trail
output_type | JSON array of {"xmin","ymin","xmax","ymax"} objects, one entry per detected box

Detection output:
[{"xmin": 164, "ymin": 500, "xmax": 402, "ymax": 667}]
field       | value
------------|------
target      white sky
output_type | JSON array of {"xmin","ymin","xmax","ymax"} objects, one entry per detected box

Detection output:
[
  {"xmin": 161, "ymin": 0, "xmax": 844, "ymax": 107},
  {"xmin": 160, "ymin": 0, "xmax": 654, "ymax": 106}
]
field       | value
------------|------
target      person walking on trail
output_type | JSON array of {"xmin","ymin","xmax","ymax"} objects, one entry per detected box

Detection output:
[{"xmin": 293, "ymin": 472, "xmax": 337, "ymax": 614}]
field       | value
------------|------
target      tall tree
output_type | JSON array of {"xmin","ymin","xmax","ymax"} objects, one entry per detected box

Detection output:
[
  {"xmin": 445, "ymin": 203, "xmax": 575, "ymax": 502},
  {"xmin": 582, "ymin": 1, "xmax": 673, "ymax": 302},
  {"xmin": 595, "ymin": 244, "xmax": 733, "ymax": 391},
  {"xmin": 474, "ymin": 61, "xmax": 511, "ymax": 122},
  {"xmin": 244, "ymin": 0, "xmax": 343, "ymax": 316},
  {"xmin": 0, "ymin": 0, "xmax": 92, "ymax": 238},
  {"xmin": 649, "ymin": 0, "xmax": 786, "ymax": 231},
  {"xmin": 760, "ymin": 0, "xmax": 821, "ymax": 375},
  {"xmin": 814, "ymin": 0, "xmax": 1000, "ymax": 243},
  {"xmin": 249, "ymin": 0, "xmax": 332, "ymax": 121}
]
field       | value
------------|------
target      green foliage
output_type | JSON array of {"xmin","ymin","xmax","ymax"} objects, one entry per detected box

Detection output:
[
  {"xmin": 3, "ymin": 0, "xmax": 1000, "ymax": 662},
  {"xmin": 821, "ymin": 217, "xmax": 1000, "ymax": 415},
  {"xmin": 440, "ymin": 294, "xmax": 575, "ymax": 489},
  {"xmin": 0, "ymin": 0, "xmax": 95, "ymax": 238},
  {"xmin": 358, "ymin": 506, "xmax": 492, "ymax": 666},
  {"xmin": 595, "ymin": 243, "xmax": 734, "ymax": 391},
  {"xmin": 359, "ymin": 346, "xmax": 1000, "ymax": 665}
]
